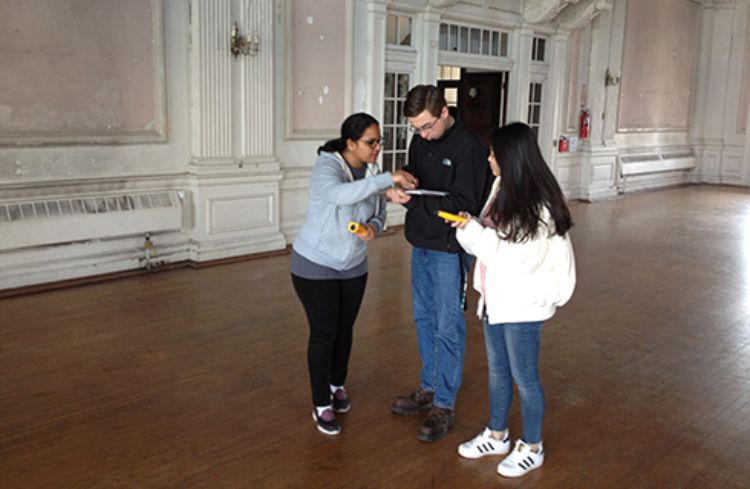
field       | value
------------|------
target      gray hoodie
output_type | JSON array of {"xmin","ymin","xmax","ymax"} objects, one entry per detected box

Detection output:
[{"xmin": 292, "ymin": 151, "xmax": 393, "ymax": 271}]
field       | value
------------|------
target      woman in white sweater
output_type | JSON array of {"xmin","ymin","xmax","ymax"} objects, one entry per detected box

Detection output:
[{"xmin": 451, "ymin": 122, "xmax": 576, "ymax": 478}]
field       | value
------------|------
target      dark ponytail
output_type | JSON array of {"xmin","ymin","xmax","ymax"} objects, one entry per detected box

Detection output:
[
  {"xmin": 317, "ymin": 112, "xmax": 379, "ymax": 155},
  {"xmin": 317, "ymin": 138, "xmax": 346, "ymax": 154}
]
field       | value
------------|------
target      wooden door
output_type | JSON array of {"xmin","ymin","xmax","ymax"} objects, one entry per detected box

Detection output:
[{"xmin": 458, "ymin": 71, "xmax": 506, "ymax": 146}]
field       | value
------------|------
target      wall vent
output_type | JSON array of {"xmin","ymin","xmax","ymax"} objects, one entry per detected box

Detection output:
[{"xmin": 0, "ymin": 191, "xmax": 183, "ymax": 250}]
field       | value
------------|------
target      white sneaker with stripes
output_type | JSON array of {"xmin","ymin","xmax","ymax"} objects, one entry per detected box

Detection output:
[
  {"xmin": 457, "ymin": 427, "xmax": 510, "ymax": 459},
  {"xmin": 497, "ymin": 439, "xmax": 544, "ymax": 477}
]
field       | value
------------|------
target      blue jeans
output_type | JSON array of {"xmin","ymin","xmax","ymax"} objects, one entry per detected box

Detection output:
[
  {"xmin": 411, "ymin": 247, "xmax": 468, "ymax": 409},
  {"xmin": 484, "ymin": 319, "xmax": 545, "ymax": 444}
]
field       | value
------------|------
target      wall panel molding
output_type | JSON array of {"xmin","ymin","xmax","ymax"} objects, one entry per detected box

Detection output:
[{"xmin": 0, "ymin": 0, "xmax": 167, "ymax": 146}]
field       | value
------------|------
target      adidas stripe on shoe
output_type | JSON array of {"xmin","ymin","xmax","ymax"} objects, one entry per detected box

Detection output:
[
  {"xmin": 457, "ymin": 427, "xmax": 510, "ymax": 459},
  {"xmin": 497, "ymin": 439, "xmax": 544, "ymax": 477}
]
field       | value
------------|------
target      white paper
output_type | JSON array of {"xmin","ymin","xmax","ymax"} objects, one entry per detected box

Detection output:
[{"xmin": 404, "ymin": 189, "xmax": 449, "ymax": 197}]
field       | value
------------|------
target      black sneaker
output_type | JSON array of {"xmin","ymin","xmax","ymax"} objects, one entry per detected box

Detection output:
[
  {"xmin": 312, "ymin": 408, "xmax": 341, "ymax": 436},
  {"xmin": 332, "ymin": 387, "xmax": 351, "ymax": 413}
]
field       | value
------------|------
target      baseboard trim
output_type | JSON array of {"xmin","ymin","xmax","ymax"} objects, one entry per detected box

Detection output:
[{"xmin": 0, "ymin": 225, "xmax": 407, "ymax": 298}]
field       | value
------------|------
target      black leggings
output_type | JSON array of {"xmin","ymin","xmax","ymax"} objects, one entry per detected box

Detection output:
[{"xmin": 291, "ymin": 273, "xmax": 368, "ymax": 407}]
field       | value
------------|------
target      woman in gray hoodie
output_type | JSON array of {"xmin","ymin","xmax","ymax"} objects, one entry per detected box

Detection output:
[{"xmin": 291, "ymin": 112, "xmax": 417, "ymax": 435}]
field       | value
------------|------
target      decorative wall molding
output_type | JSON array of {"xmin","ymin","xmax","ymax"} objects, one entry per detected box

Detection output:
[
  {"xmin": 523, "ymin": 0, "xmax": 575, "ymax": 24},
  {"xmin": 190, "ymin": 0, "xmax": 276, "ymax": 159},
  {"xmin": 428, "ymin": 0, "xmax": 462, "ymax": 8},
  {"xmin": 284, "ymin": 0, "xmax": 349, "ymax": 140},
  {"xmin": 578, "ymin": 144, "xmax": 618, "ymax": 200},
  {"xmin": 187, "ymin": 174, "xmax": 285, "ymax": 261},
  {"xmin": 557, "ymin": 0, "xmax": 613, "ymax": 31},
  {"xmin": 0, "ymin": 0, "xmax": 167, "ymax": 147},
  {"xmin": 187, "ymin": 0, "xmax": 285, "ymax": 261},
  {"xmin": 554, "ymin": 154, "xmax": 583, "ymax": 199},
  {"xmin": 719, "ymin": 146, "xmax": 745, "ymax": 183},
  {"xmin": 278, "ymin": 167, "xmax": 311, "ymax": 241},
  {"xmin": 522, "ymin": 0, "xmax": 612, "ymax": 30},
  {"xmin": 697, "ymin": 0, "xmax": 738, "ymax": 8}
]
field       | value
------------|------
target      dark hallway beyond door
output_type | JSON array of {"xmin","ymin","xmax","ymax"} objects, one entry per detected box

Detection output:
[{"xmin": 439, "ymin": 70, "xmax": 508, "ymax": 146}]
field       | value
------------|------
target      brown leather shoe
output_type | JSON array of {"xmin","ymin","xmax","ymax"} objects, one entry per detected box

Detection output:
[
  {"xmin": 417, "ymin": 407, "xmax": 454, "ymax": 442},
  {"xmin": 391, "ymin": 388, "xmax": 434, "ymax": 414}
]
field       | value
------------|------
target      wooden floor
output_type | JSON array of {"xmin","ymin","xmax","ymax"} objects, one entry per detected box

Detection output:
[{"xmin": 2, "ymin": 185, "xmax": 750, "ymax": 489}]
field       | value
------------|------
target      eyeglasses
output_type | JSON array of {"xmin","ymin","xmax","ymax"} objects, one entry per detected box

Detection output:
[
  {"xmin": 408, "ymin": 116, "xmax": 439, "ymax": 134},
  {"xmin": 359, "ymin": 138, "xmax": 382, "ymax": 148}
]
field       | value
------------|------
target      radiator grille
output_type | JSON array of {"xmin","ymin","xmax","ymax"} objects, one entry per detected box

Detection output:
[
  {"xmin": 0, "ymin": 192, "xmax": 173, "ymax": 224},
  {"xmin": 620, "ymin": 151, "xmax": 696, "ymax": 177},
  {"xmin": 0, "ymin": 191, "xmax": 183, "ymax": 250}
]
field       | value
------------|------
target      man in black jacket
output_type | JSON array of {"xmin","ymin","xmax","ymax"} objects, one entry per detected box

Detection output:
[{"xmin": 389, "ymin": 85, "xmax": 492, "ymax": 442}]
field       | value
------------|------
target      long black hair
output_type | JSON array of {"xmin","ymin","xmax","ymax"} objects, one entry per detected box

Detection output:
[
  {"xmin": 488, "ymin": 122, "xmax": 573, "ymax": 242},
  {"xmin": 318, "ymin": 112, "xmax": 379, "ymax": 155}
]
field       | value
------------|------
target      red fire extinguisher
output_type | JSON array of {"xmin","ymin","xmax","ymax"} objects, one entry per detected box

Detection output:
[
  {"xmin": 579, "ymin": 108, "xmax": 590, "ymax": 139},
  {"xmin": 558, "ymin": 136, "xmax": 569, "ymax": 152}
]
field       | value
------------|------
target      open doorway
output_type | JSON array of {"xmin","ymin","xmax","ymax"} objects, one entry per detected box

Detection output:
[{"xmin": 437, "ymin": 66, "xmax": 509, "ymax": 146}]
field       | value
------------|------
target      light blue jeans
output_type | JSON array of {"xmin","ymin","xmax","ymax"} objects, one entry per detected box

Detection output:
[
  {"xmin": 484, "ymin": 319, "xmax": 545, "ymax": 444},
  {"xmin": 411, "ymin": 247, "xmax": 468, "ymax": 410}
]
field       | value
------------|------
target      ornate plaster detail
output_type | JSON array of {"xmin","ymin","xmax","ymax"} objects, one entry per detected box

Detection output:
[
  {"xmin": 557, "ymin": 0, "xmax": 613, "ymax": 30},
  {"xmin": 696, "ymin": 0, "xmax": 737, "ymax": 7},
  {"xmin": 429, "ymin": 0, "xmax": 462, "ymax": 8},
  {"xmin": 523, "ymin": 0, "xmax": 579, "ymax": 24}
]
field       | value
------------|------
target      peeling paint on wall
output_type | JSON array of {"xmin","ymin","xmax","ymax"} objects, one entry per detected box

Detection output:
[{"xmin": 291, "ymin": 0, "xmax": 346, "ymax": 132}]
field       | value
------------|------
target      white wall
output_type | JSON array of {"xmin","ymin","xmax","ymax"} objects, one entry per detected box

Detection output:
[
  {"xmin": 1, "ymin": 0, "xmax": 749, "ymax": 290},
  {"xmin": 0, "ymin": 0, "xmax": 192, "ymax": 289}
]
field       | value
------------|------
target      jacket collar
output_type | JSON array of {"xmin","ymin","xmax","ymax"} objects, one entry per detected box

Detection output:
[{"xmin": 331, "ymin": 151, "xmax": 380, "ymax": 181}]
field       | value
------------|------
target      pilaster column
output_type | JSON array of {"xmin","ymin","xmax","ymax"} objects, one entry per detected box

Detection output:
[
  {"xmin": 577, "ymin": 5, "xmax": 620, "ymax": 200},
  {"xmin": 719, "ymin": 0, "xmax": 749, "ymax": 185},
  {"xmin": 190, "ymin": 0, "xmax": 233, "ymax": 164},
  {"xmin": 544, "ymin": 31, "xmax": 569, "ymax": 171},
  {"xmin": 415, "ymin": 10, "xmax": 441, "ymax": 85},
  {"xmin": 743, "ymin": 0, "xmax": 750, "ymax": 185},
  {"xmin": 352, "ymin": 0, "xmax": 389, "ymax": 115},
  {"xmin": 508, "ymin": 26, "xmax": 533, "ymax": 123},
  {"xmin": 187, "ymin": 0, "xmax": 284, "ymax": 261},
  {"xmin": 692, "ymin": 1, "xmax": 741, "ymax": 184}
]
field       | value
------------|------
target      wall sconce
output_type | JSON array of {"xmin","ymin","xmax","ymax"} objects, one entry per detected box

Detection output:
[
  {"xmin": 605, "ymin": 68, "xmax": 621, "ymax": 87},
  {"xmin": 230, "ymin": 22, "xmax": 260, "ymax": 58}
]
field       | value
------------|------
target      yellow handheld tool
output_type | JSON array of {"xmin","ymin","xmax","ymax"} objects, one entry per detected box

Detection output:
[
  {"xmin": 348, "ymin": 221, "xmax": 368, "ymax": 235},
  {"xmin": 436, "ymin": 210, "xmax": 468, "ymax": 223}
]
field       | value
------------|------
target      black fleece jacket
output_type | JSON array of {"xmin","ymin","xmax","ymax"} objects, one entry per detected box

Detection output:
[{"xmin": 402, "ymin": 120, "xmax": 492, "ymax": 253}]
